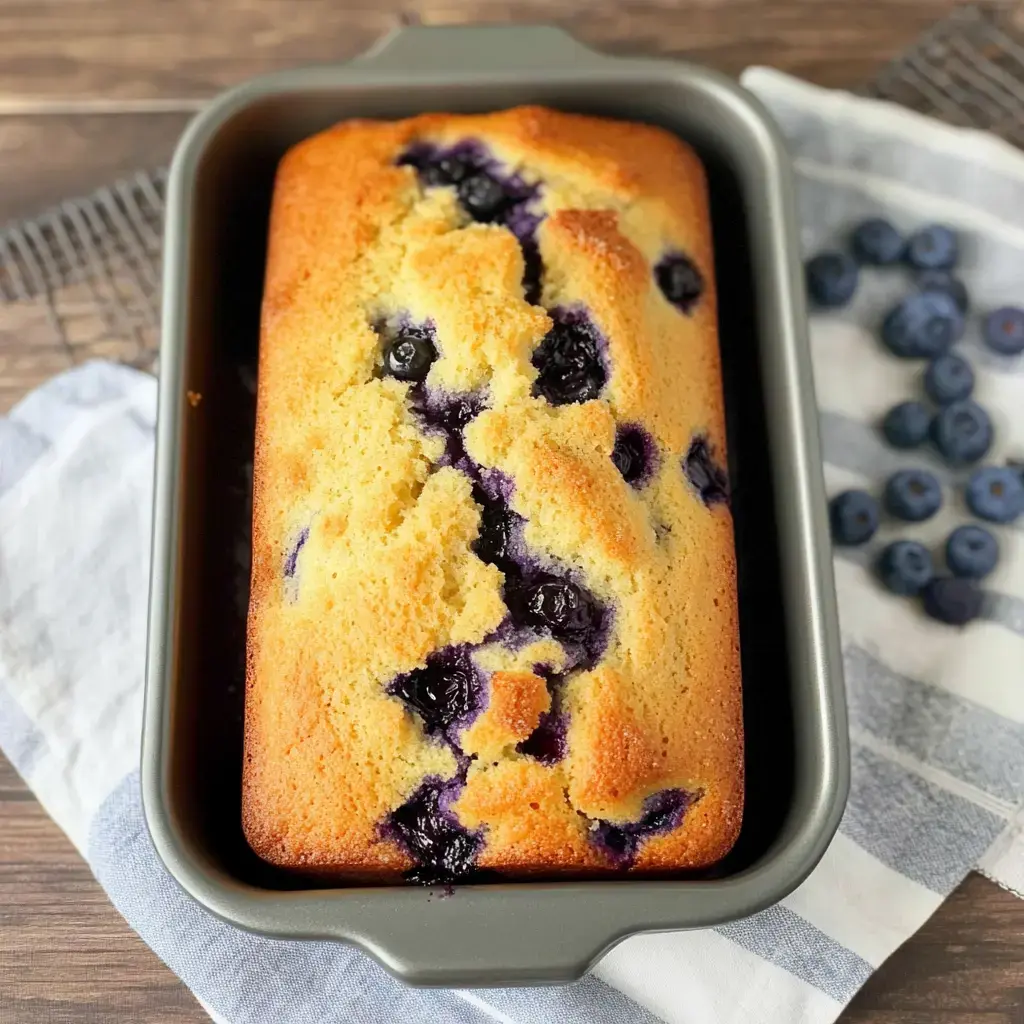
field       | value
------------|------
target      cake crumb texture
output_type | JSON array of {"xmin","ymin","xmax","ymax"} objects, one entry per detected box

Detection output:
[{"xmin": 244, "ymin": 105, "xmax": 743, "ymax": 880}]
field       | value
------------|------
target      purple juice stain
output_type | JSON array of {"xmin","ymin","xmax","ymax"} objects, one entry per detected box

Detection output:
[
  {"xmin": 385, "ymin": 774, "xmax": 489, "ymax": 885},
  {"xmin": 612, "ymin": 424, "xmax": 658, "ymax": 488},
  {"xmin": 471, "ymin": 481, "xmax": 525, "ymax": 578},
  {"xmin": 516, "ymin": 672, "xmax": 567, "ymax": 764},
  {"xmin": 531, "ymin": 307, "xmax": 608, "ymax": 406},
  {"xmin": 516, "ymin": 709, "xmax": 566, "ymax": 763},
  {"xmin": 283, "ymin": 526, "xmax": 309, "ymax": 578},
  {"xmin": 683, "ymin": 436, "xmax": 730, "ymax": 507},
  {"xmin": 410, "ymin": 385, "xmax": 486, "ymax": 471},
  {"xmin": 592, "ymin": 788, "xmax": 700, "ymax": 868},
  {"xmin": 655, "ymin": 252, "xmax": 705, "ymax": 315},
  {"xmin": 388, "ymin": 645, "xmax": 483, "ymax": 738},
  {"xmin": 465, "ymin": 477, "xmax": 612, "ymax": 669},
  {"xmin": 399, "ymin": 140, "xmax": 544, "ymax": 305}
]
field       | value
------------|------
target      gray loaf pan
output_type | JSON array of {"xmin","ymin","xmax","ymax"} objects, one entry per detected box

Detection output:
[{"xmin": 143, "ymin": 23, "xmax": 849, "ymax": 988}]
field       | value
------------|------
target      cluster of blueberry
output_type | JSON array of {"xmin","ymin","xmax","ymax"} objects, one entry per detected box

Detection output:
[
  {"xmin": 368, "ymin": 143, "xmax": 728, "ymax": 880},
  {"xmin": 810, "ymin": 219, "xmax": 1024, "ymax": 626},
  {"xmin": 399, "ymin": 142, "xmax": 544, "ymax": 302}
]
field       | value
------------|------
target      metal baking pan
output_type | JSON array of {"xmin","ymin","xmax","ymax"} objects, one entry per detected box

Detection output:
[{"xmin": 143, "ymin": 23, "xmax": 849, "ymax": 987}]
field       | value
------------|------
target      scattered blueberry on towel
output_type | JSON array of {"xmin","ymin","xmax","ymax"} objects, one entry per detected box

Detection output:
[
  {"xmin": 851, "ymin": 218, "xmax": 904, "ymax": 265},
  {"xmin": 882, "ymin": 401, "xmax": 931, "ymax": 448},
  {"xmin": 965, "ymin": 466, "xmax": 1024, "ymax": 523},
  {"xmin": 877, "ymin": 540, "xmax": 934, "ymax": 596},
  {"xmin": 922, "ymin": 577, "xmax": 983, "ymax": 626},
  {"xmin": 814, "ymin": 218, "xmax": 1018, "ymax": 629},
  {"xmin": 904, "ymin": 224, "xmax": 958, "ymax": 270},
  {"xmin": 806, "ymin": 252, "xmax": 859, "ymax": 307},
  {"xmin": 945, "ymin": 525, "xmax": 999, "ymax": 580},
  {"xmin": 884, "ymin": 469, "xmax": 943, "ymax": 522},
  {"xmin": 829, "ymin": 490, "xmax": 880, "ymax": 545},
  {"xmin": 930, "ymin": 400, "xmax": 993, "ymax": 464},
  {"xmin": 915, "ymin": 269, "xmax": 969, "ymax": 313},
  {"xmin": 924, "ymin": 353, "xmax": 974, "ymax": 405},
  {"xmin": 881, "ymin": 291, "xmax": 964, "ymax": 358},
  {"xmin": 982, "ymin": 306, "xmax": 1024, "ymax": 356}
]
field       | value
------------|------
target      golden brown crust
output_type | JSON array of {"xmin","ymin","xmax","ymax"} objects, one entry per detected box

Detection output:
[
  {"xmin": 243, "ymin": 105, "xmax": 743, "ymax": 879},
  {"xmin": 461, "ymin": 671, "xmax": 551, "ymax": 761}
]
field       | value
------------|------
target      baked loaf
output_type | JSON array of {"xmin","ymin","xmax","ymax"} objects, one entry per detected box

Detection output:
[{"xmin": 243, "ymin": 106, "xmax": 743, "ymax": 883}]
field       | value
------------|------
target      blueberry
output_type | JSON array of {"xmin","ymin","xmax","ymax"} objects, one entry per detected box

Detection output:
[
  {"xmin": 881, "ymin": 291, "xmax": 964, "ymax": 358},
  {"xmin": 851, "ymin": 218, "xmax": 904, "ymax": 265},
  {"xmin": 382, "ymin": 324, "xmax": 437, "ymax": 382},
  {"xmin": 531, "ymin": 311, "xmax": 607, "ymax": 405},
  {"xmin": 421, "ymin": 155, "xmax": 475, "ymax": 187},
  {"xmin": 471, "ymin": 485, "xmax": 520, "ymax": 575},
  {"xmin": 517, "ymin": 709, "xmax": 567, "ymax": 764},
  {"xmin": 388, "ymin": 779, "xmax": 483, "ymax": 885},
  {"xmin": 905, "ymin": 225, "xmax": 958, "ymax": 270},
  {"xmin": 509, "ymin": 578, "xmax": 595, "ymax": 639},
  {"xmin": 805, "ymin": 251, "xmax": 859, "ymax": 308},
  {"xmin": 457, "ymin": 172, "xmax": 511, "ymax": 222},
  {"xmin": 829, "ymin": 490, "xmax": 880, "ymax": 545},
  {"xmin": 931, "ymin": 400, "xmax": 992, "ymax": 464},
  {"xmin": 884, "ymin": 469, "xmax": 943, "ymax": 522},
  {"xmin": 684, "ymin": 436, "xmax": 729, "ymax": 506},
  {"xmin": 924, "ymin": 353, "xmax": 974, "ymax": 405},
  {"xmin": 612, "ymin": 425, "xmax": 656, "ymax": 487},
  {"xmin": 520, "ymin": 237, "xmax": 543, "ymax": 305},
  {"xmin": 592, "ymin": 790, "xmax": 693, "ymax": 867},
  {"xmin": 401, "ymin": 144, "xmax": 480, "ymax": 188},
  {"xmin": 389, "ymin": 647, "xmax": 479, "ymax": 734},
  {"xmin": 982, "ymin": 306, "xmax": 1024, "ymax": 356},
  {"xmin": 922, "ymin": 577, "xmax": 983, "ymax": 626},
  {"xmin": 965, "ymin": 466, "xmax": 1024, "ymax": 523},
  {"xmin": 882, "ymin": 401, "xmax": 931, "ymax": 449},
  {"xmin": 656, "ymin": 253, "xmax": 705, "ymax": 314},
  {"xmin": 915, "ymin": 270, "xmax": 969, "ymax": 314},
  {"xmin": 945, "ymin": 525, "xmax": 999, "ymax": 579},
  {"xmin": 877, "ymin": 540, "xmax": 934, "ymax": 596}
]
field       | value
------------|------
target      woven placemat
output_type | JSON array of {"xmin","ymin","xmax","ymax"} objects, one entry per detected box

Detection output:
[{"xmin": 1, "ymin": 4, "xmax": 1022, "ymax": 371}]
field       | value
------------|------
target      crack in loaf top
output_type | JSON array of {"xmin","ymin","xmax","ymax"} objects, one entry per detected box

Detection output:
[{"xmin": 243, "ymin": 105, "xmax": 743, "ymax": 881}]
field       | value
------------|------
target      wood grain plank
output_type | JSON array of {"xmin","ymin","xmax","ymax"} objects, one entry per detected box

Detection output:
[
  {"xmin": 0, "ymin": 0, "xmax": 978, "ymax": 103},
  {"xmin": 0, "ymin": 754, "xmax": 205, "ymax": 1023},
  {"xmin": 845, "ymin": 874, "xmax": 1024, "ymax": 1022},
  {"xmin": 0, "ymin": 302, "xmax": 71, "ymax": 413},
  {"xmin": 0, "ymin": 112, "xmax": 189, "ymax": 226}
]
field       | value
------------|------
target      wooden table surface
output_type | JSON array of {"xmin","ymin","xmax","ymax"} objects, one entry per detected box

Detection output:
[{"xmin": 1, "ymin": 2, "xmax": 1023, "ymax": 1021}]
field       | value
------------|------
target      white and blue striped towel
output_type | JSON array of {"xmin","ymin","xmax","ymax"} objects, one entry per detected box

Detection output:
[{"xmin": 0, "ymin": 69, "xmax": 1022, "ymax": 1024}]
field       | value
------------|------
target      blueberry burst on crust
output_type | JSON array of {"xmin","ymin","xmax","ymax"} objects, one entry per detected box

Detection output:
[{"xmin": 242, "ymin": 107, "xmax": 742, "ymax": 885}]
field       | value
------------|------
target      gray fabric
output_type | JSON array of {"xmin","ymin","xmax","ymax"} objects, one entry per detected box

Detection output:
[
  {"xmin": 841, "ymin": 744, "xmax": 1008, "ymax": 892},
  {"xmin": 716, "ymin": 905, "xmax": 873, "ymax": 1003},
  {"xmin": 845, "ymin": 645, "xmax": 1024, "ymax": 803}
]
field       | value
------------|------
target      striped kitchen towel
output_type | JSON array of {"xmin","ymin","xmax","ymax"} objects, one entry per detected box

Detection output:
[{"xmin": 0, "ymin": 69, "xmax": 1022, "ymax": 1024}]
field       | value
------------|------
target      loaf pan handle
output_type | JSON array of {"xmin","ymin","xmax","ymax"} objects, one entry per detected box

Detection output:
[{"xmin": 354, "ymin": 24, "xmax": 613, "ymax": 74}]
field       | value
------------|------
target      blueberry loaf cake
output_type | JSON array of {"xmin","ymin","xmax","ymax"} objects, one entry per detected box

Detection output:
[{"xmin": 243, "ymin": 106, "xmax": 743, "ymax": 882}]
